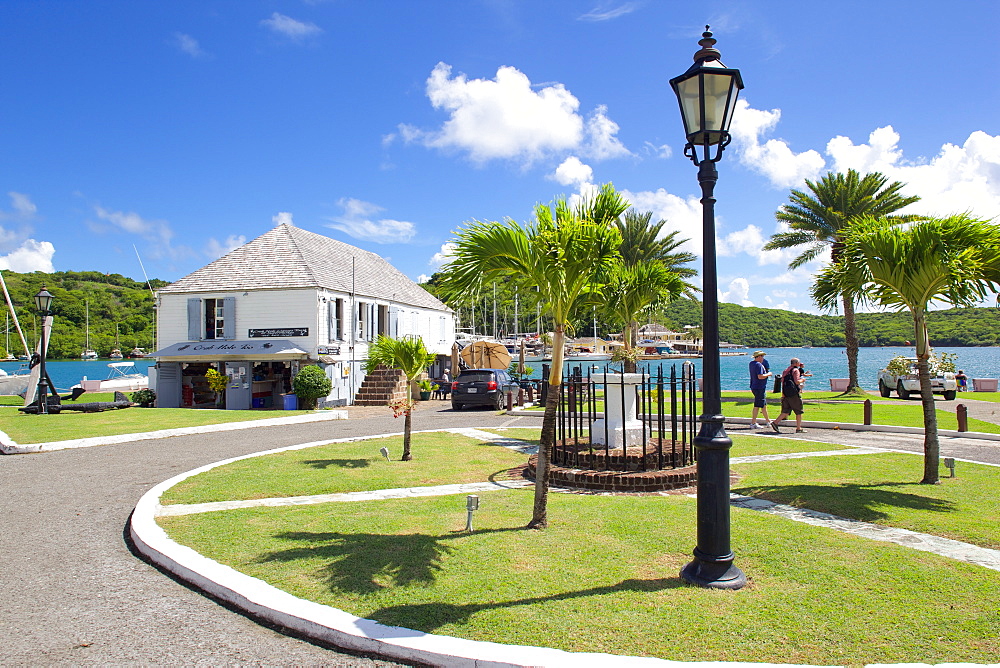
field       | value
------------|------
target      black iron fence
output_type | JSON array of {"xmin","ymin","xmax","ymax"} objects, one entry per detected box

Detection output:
[{"xmin": 544, "ymin": 362, "xmax": 698, "ymax": 472}]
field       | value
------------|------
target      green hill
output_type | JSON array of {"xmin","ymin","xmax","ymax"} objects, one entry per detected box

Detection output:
[
  {"xmin": 5, "ymin": 270, "xmax": 996, "ymax": 360},
  {"xmin": 1, "ymin": 270, "xmax": 167, "ymax": 360}
]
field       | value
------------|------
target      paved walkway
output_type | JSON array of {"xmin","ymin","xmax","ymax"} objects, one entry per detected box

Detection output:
[
  {"xmin": 4, "ymin": 399, "xmax": 1000, "ymax": 665},
  {"xmin": 0, "ymin": 402, "xmax": 526, "ymax": 665}
]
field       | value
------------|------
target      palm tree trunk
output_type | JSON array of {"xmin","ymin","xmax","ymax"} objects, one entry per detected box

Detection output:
[
  {"xmin": 842, "ymin": 295, "xmax": 861, "ymax": 392},
  {"xmin": 401, "ymin": 410, "xmax": 413, "ymax": 461},
  {"xmin": 624, "ymin": 320, "xmax": 637, "ymax": 374},
  {"xmin": 913, "ymin": 314, "xmax": 939, "ymax": 484},
  {"xmin": 529, "ymin": 324, "xmax": 566, "ymax": 529}
]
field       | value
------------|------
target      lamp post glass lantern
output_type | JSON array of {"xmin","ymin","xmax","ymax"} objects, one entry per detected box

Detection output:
[
  {"xmin": 34, "ymin": 286, "xmax": 54, "ymax": 414},
  {"xmin": 671, "ymin": 27, "xmax": 747, "ymax": 590}
]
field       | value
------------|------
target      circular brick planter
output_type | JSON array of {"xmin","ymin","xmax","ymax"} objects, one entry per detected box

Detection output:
[{"xmin": 526, "ymin": 439, "xmax": 698, "ymax": 493}]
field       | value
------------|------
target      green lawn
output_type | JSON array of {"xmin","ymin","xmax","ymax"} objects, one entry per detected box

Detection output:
[
  {"xmin": 733, "ymin": 453, "xmax": 1000, "ymax": 549},
  {"xmin": 528, "ymin": 390, "xmax": 1000, "ymax": 433},
  {"xmin": 0, "ymin": 404, "xmax": 313, "ymax": 444},
  {"xmin": 161, "ymin": 432, "xmax": 528, "ymax": 505},
  {"xmin": 156, "ymin": 431, "xmax": 1000, "ymax": 664},
  {"xmin": 478, "ymin": 427, "xmax": 850, "ymax": 458}
]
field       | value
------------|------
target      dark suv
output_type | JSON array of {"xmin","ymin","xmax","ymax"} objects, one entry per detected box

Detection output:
[{"xmin": 451, "ymin": 368, "xmax": 517, "ymax": 410}]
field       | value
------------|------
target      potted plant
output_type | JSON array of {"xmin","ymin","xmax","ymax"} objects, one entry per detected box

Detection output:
[
  {"xmin": 204, "ymin": 368, "xmax": 229, "ymax": 408},
  {"xmin": 417, "ymin": 378, "xmax": 438, "ymax": 401}
]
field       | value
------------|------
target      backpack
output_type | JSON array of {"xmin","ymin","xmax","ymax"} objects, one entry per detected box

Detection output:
[{"xmin": 782, "ymin": 370, "xmax": 800, "ymax": 397}]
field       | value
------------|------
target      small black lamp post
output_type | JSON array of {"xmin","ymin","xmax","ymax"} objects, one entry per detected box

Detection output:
[
  {"xmin": 670, "ymin": 26, "xmax": 747, "ymax": 589},
  {"xmin": 33, "ymin": 286, "xmax": 54, "ymax": 415}
]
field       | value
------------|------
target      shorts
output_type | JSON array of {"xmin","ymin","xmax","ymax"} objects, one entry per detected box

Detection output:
[
  {"xmin": 751, "ymin": 387, "xmax": 767, "ymax": 407},
  {"xmin": 781, "ymin": 395, "xmax": 804, "ymax": 415}
]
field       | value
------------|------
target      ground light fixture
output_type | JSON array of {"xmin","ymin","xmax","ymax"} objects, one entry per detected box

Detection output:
[
  {"xmin": 33, "ymin": 286, "xmax": 55, "ymax": 415},
  {"xmin": 670, "ymin": 26, "xmax": 747, "ymax": 590},
  {"xmin": 465, "ymin": 494, "xmax": 479, "ymax": 532}
]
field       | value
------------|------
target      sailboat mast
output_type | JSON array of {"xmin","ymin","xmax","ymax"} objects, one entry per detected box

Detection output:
[{"xmin": 0, "ymin": 269, "xmax": 30, "ymax": 356}]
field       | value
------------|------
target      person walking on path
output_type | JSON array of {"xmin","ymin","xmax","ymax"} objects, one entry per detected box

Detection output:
[
  {"xmin": 749, "ymin": 351, "xmax": 774, "ymax": 429},
  {"xmin": 956, "ymin": 369, "xmax": 968, "ymax": 392},
  {"xmin": 772, "ymin": 357, "xmax": 806, "ymax": 433}
]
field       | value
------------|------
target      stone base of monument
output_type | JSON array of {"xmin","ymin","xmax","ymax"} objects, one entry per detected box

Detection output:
[{"xmin": 526, "ymin": 439, "xmax": 699, "ymax": 492}]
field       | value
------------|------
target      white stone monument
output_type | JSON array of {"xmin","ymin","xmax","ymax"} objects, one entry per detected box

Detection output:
[{"xmin": 590, "ymin": 372, "xmax": 647, "ymax": 449}]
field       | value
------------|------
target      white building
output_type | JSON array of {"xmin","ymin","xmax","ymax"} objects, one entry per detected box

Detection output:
[{"xmin": 151, "ymin": 222, "xmax": 454, "ymax": 409}]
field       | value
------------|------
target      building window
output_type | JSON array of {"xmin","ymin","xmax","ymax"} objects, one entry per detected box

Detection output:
[
  {"xmin": 329, "ymin": 298, "xmax": 344, "ymax": 341},
  {"xmin": 188, "ymin": 297, "xmax": 235, "ymax": 341}
]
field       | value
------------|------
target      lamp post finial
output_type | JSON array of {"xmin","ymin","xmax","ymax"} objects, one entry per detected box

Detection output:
[{"xmin": 694, "ymin": 25, "xmax": 721, "ymax": 63}]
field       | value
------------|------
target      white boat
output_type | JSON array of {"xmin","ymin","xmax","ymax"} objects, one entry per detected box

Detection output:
[
  {"xmin": 75, "ymin": 361, "xmax": 149, "ymax": 393},
  {"xmin": 0, "ymin": 365, "xmax": 30, "ymax": 396}
]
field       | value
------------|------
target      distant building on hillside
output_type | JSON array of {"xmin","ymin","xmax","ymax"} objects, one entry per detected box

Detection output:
[{"xmin": 150, "ymin": 222, "xmax": 454, "ymax": 409}]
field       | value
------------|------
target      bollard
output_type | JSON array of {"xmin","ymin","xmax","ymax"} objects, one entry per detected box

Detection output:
[
  {"xmin": 956, "ymin": 404, "xmax": 968, "ymax": 432},
  {"xmin": 527, "ymin": 386, "xmax": 534, "ymax": 403},
  {"xmin": 863, "ymin": 399, "xmax": 872, "ymax": 425},
  {"xmin": 506, "ymin": 391, "xmax": 513, "ymax": 411},
  {"xmin": 517, "ymin": 387, "xmax": 524, "ymax": 406}
]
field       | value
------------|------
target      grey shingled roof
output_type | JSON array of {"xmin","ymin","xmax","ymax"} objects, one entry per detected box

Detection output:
[{"xmin": 159, "ymin": 223, "xmax": 449, "ymax": 311}]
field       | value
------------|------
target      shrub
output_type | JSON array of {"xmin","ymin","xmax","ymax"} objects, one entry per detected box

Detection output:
[
  {"xmin": 131, "ymin": 388, "xmax": 156, "ymax": 407},
  {"xmin": 292, "ymin": 365, "xmax": 332, "ymax": 409}
]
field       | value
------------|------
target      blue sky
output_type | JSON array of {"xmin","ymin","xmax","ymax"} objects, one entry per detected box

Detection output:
[{"xmin": 2, "ymin": 1, "xmax": 999, "ymax": 314}]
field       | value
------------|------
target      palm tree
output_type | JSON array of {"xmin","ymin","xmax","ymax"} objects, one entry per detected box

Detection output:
[
  {"xmin": 812, "ymin": 214, "xmax": 1000, "ymax": 484},
  {"xmin": 364, "ymin": 334, "xmax": 436, "ymax": 461},
  {"xmin": 599, "ymin": 261, "xmax": 685, "ymax": 372},
  {"xmin": 763, "ymin": 170, "xmax": 921, "ymax": 393},
  {"xmin": 615, "ymin": 210, "xmax": 698, "ymax": 297},
  {"xmin": 443, "ymin": 183, "xmax": 627, "ymax": 528}
]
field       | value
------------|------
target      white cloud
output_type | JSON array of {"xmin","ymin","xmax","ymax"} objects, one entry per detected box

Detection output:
[
  {"xmin": 729, "ymin": 99, "xmax": 825, "ymax": 188},
  {"xmin": 325, "ymin": 198, "xmax": 416, "ymax": 244},
  {"xmin": 273, "ymin": 211, "xmax": 294, "ymax": 226},
  {"xmin": 91, "ymin": 205, "xmax": 189, "ymax": 260},
  {"xmin": 172, "ymin": 33, "xmax": 207, "ymax": 58},
  {"xmin": 826, "ymin": 127, "xmax": 1000, "ymax": 221},
  {"xmin": 401, "ymin": 63, "xmax": 629, "ymax": 167},
  {"xmin": 717, "ymin": 224, "xmax": 796, "ymax": 266},
  {"xmin": 7, "ymin": 192, "xmax": 36, "ymax": 217},
  {"xmin": 429, "ymin": 242, "xmax": 456, "ymax": 267},
  {"xmin": 552, "ymin": 156, "xmax": 594, "ymax": 187},
  {"xmin": 0, "ymin": 239, "xmax": 54, "ymax": 273},
  {"xmin": 578, "ymin": 2, "xmax": 640, "ymax": 21},
  {"xmin": 417, "ymin": 274, "xmax": 431, "ymax": 284},
  {"xmin": 643, "ymin": 141, "xmax": 672, "ymax": 159},
  {"xmin": 719, "ymin": 277, "xmax": 753, "ymax": 306},
  {"xmin": 584, "ymin": 105, "xmax": 631, "ymax": 160},
  {"xmin": 206, "ymin": 235, "xmax": 246, "ymax": 259},
  {"xmin": 620, "ymin": 187, "xmax": 704, "ymax": 255},
  {"xmin": 261, "ymin": 13, "xmax": 323, "ymax": 40}
]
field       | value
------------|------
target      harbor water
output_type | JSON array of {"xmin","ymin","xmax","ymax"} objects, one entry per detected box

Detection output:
[
  {"xmin": 1, "ymin": 359, "xmax": 155, "ymax": 393},
  {"xmin": 3, "ymin": 346, "xmax": 997, "ymax": 396},
  {"xmin": 528, "ymin": 346, "xmax": 1000, "ymax": 391}
]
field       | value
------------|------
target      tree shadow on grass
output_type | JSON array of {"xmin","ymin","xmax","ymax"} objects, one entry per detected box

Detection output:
[
  {"xmin": 302, "ymin": 458, "xmax": 371, "ymax": 470},
  {"xmin": 256, "ymin": 526, "xmax": 527, "ymax": 595},
  {"xmin": 369, "ymin": 577, "xmax": 683, "ymax": 632},
  {"xmin": 732, "ymin": 482, "xmax": 956, "ymax": 522}
]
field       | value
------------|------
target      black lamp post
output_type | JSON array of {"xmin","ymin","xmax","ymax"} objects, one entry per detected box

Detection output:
[
  {"xmin": 670, "ymin": 26, "xmax": 747, "ymax": 590},
  {"xmin": 33, "ymin": 286, "xmax": 54, "ymax": 415}
]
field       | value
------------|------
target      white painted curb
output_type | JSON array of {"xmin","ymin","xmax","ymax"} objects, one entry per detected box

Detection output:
[{"xmin": 0, "ymin": 410, "xmax": 348, "ymax": 454}]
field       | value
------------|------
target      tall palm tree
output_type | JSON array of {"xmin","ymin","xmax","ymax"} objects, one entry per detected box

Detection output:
[
  {"xmin": 813, "ymin": 214, "xmax": 1000, "ymax": 484},
  {"xmin": 364, "ymin": 334, "xmax": 436, "ymax": 461},
  {"xmin": 615, "ymin": 210, "xmax": 698, "ymax": 296},
  {"xmin": 443, "ymin": 183, "xmax": 627, "ymax": 528},
  {"xmin": 763, "ymin": 170, "xmax": 921, "ymax": 393}
]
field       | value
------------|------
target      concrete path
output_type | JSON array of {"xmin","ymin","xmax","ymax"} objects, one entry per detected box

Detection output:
[{"xmin": 0, "ymin": 401, "xmax": 528, "ymax": 666}]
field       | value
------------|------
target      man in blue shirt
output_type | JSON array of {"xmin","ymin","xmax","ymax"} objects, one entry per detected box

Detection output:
[{"xmin": 748, "ymin": 351, "xmax": 773, "ymax": 429}]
